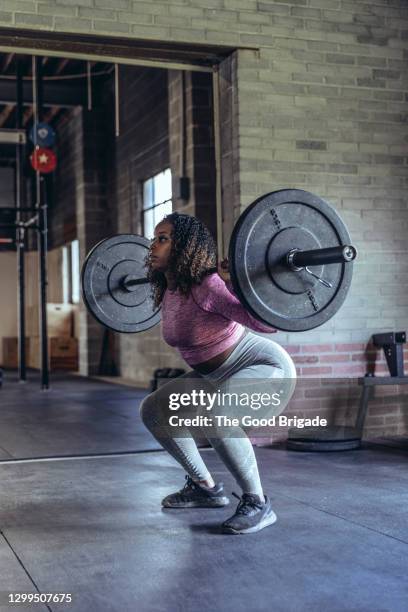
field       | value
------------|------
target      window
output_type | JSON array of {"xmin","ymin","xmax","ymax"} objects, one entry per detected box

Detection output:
[
  {"xmin": 62, "ymin": 245, "xmax": 69, "ymax": 304},
  {"xmin": 70, "ymin": 239, "xmax": 80, "ymax": 304},
  {"xmin": 142, "ymin": 168, "xmax": 172, "ymax": 239},
  {"xmin": 61, "ymin": 239, "xmax": 80, "ymax": 304}
]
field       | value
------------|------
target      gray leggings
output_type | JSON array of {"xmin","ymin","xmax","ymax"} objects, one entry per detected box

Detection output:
[{"xmin": 139, "ymin": 332, "xmax": 296, "ymax": 496}]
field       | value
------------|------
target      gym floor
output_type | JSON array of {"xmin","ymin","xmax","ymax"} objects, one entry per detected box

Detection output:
[{"xmin": 0, "ymin": 373, "xmax": 407, "ymax": 612}]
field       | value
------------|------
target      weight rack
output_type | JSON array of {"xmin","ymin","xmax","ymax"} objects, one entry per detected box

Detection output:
[{"xmin": 0, "ymin": 56, "xmax": 50, "ymax": 390}]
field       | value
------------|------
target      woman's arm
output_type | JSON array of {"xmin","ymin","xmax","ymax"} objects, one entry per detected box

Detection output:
[{"xmin": 193, "ymin": 274, "xmax": 277, "ymax": 334}]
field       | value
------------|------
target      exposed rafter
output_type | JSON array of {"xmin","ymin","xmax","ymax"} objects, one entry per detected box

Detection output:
[
  {"xmin": 0, "ymin": 51, "xmax": 111, "ymax": 157},
  {"xmin": 42, "ymin": 105, "xmax": 61, "ymax": 124},
  {"xmin": 55, "ymin": 57, "xmax": 70, "ymax": 75},
  {"xmin": 0, "ymin": 104, "xmax": 14, "ymax": 128},
  {"xmin": 23, "ymin": 107, "xmax": 33, "ymax": 127},
  {"xmin": 1, "ymin": 52, "xmax": 14, "ymax": 73}
]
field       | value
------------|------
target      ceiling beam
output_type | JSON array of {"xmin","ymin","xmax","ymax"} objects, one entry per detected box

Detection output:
[
  {"xmin": 55, "ymin": 57, "xmax": 70, "ymax": 75},
  {"xmin": 0, "ymin": 79, "xmax": 86, "ymax": 107},
  {"xmin": 23, "ymin": 107, "xmax": 33, "ymax": 126},
  {"xmin": 1, "ymin": 52, "xmax": 14, "ymax": 73},
  {"xmin": 0, "ymin": 27, "xmax": 233, "ymax": 71},
  {"xmin": 0, "ymin": 128, "xmax": 26, "ymax": 144},
  {"xmin": 0, "ymin": 104, "xmax": 14, "ymax": 128},
  {"xmin": 42, "ymin": 105, "xmax": 61, "ymax": 124}
]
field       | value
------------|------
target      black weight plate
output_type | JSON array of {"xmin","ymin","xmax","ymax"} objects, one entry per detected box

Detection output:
[
  {"xmin": 81, "ymin": 234, "xmax": 161, "ymax": 333},
  {"xmin": 229, "ymin": 190, "xmax": 354, "ymax": 332},
  {"xmin": 286, "ymin": 438, "xmax": 361, "ymax": 452}
]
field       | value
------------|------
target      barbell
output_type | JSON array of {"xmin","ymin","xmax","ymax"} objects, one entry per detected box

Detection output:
[{"xmin": 81, "ymin": 189, "xmax": 357, "ymax": 334}]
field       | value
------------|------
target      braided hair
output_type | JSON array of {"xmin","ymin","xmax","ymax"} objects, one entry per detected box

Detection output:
[{"xmin": 146, "ymin": 212, "xmax": 217, "ymax": 308}]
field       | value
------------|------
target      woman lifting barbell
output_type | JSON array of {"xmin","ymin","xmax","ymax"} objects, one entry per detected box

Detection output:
[{"xmin": 139, "ymin": 212, "xmax": 296, "ymax": 535}]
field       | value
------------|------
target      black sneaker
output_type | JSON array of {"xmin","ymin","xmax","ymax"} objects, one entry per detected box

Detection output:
[
  {"xmin": 162, "ymin": 475, "xmax": 230, "ymax": 508},
  {"xmin": 221, "ymin": 492, "xmax": 277, "ymax": 534}
]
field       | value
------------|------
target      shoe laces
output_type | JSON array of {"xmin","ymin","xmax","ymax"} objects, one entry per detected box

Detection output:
[
  {"xmin": 232, "ymin": 492, "xmax": 264, "ymax": 515},
  {"xmin": 182, "ymin": 475, "xmax": 198, "ymax": 492},
  {"xmin": 173, "ymin": 475, "xmax": 199, "ymax": 501}
]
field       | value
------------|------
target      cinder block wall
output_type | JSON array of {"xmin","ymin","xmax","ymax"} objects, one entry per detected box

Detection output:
[
  {"xmin": 48, "ymin": 65, "xmax": 217, "ymax": 381},
  {"xmin": 5, "ymin": 1, "xmax": 407, "ymax": 437},
  {"xmin": 108, "ymin": 66, "xmax": 217, "ymax": 382},
  {"xmin": 108, "ymin": 66, "xmax": 176, "ymax": 382},
  {"xmin": 48, "ymin": 110, "xmax": 80, "ymax": 249},
  {"xmin": 53, "ymin": 107, "xmax": 109, "ymax": 375}
]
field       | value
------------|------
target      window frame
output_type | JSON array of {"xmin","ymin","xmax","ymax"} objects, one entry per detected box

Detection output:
[
  {"xmin": 141, "ymin": 168, "xmax": 172, "ymax": 239},
  {"xmin": 61, "ymin": 239, "xmax": 80, "ymax": 305}
]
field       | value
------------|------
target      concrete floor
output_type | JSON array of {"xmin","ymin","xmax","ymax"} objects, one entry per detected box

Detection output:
[
  {"xmin": 0, "ymin": 371, "xmax": 159, "ymax": 459},
  {"xmin": 0, "ymin": 372, "xmax": 407, "ymax": 612}
]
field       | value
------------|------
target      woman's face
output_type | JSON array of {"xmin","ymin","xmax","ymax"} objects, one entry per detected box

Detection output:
[{"xmin": 149, "ymin": 220, "xmax": 173, "ymax": 273}]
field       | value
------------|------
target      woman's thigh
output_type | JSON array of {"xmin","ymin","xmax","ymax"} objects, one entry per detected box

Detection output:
[
  {"xmin": 218, "ymin": 363, "xmax": 294, "ymax": 422},
  {"xmin": 141, "ymin": 370, "xmax": 204, "ymax": 412},
  {"xmin": 140, "ymin": 369, "xmax": 215, "ymax": 436},
  {"xmin": 202, "ymin": 334, "xmax": 297, "ymax": 426}
]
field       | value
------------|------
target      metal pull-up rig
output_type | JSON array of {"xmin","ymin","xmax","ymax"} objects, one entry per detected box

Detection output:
[{"xmin": 0, "ymin": 56, "xmax": 49, "ymax": 390}]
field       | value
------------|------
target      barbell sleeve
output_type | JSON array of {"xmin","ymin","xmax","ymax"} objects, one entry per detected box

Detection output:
[
  {"xmin": 121, "ymin": 275, "xmax": 150, "ymax": 291},
  {"xmin": 287, "ymin": 245, "xmax": 357, "ymax": 269}
]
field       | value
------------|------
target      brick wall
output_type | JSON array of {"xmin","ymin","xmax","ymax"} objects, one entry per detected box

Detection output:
[
  {"xmin": 111, "ymin": 66, "xmax": 170, "ymax": 235},
  {"xmin": 280, "ymin": 342, "xmax": 408, "ymax": 440},
  {"xmin": 107, "ymin": 65, "xmax": 217, "ymax": 382},
  {"xmin": 4, "ymin": 1, "xmax": 407, "ymax": 437},
  {"xmin": 38, "ymin": 105, "xmax": 109, "ymax": 374},
  {"xmin": 48, "ymin": 110, "xmax": 78, "ymax": 249},
  {"xmin": 177, "ymin": 71, "xmax": 216, "ymax": 236},
  {"xmin": 45, "ymin": 64, "xmax": 217, "ymax": 381},
  {"xmin": 168, "ymin": 69, "xmax": 216, "ymax": 234},
  {"xmin": 79, "ymin": 108, "xmax": 112, "ymax": 375},
  {"xmin": 53, "ymin": 106, "xmax": 109, "ymax": 375},
  {"xmin": 108, "ymin": 65, "xmax": 173, "ymax": 382}
]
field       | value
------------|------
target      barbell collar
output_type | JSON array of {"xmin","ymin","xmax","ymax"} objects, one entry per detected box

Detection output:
[{"xmin": 287, "ymin": 245, "xmax": 357, "ymax": 270}]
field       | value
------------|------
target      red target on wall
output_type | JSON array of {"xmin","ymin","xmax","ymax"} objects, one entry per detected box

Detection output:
[{"xmin": 30, "ymin": 147, "xmax": 57, "ymax": 174}]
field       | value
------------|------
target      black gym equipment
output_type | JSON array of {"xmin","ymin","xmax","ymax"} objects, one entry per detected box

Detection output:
[
  {"xmin": 355, "ymin": 331, "xmax": 408, "ymax": 435},
  {"xmin": 286, "ymin": 426, "xmax": 363, "ymax": 452},
  {"xmin": 81, "ymin": 234, "xmax": 161, "ymax": 334},
  {"xmin": 372, "ymin": 331, "xmax": 406, "ymax": 378},
  {"xmin": 81, "ymin": 190, "xmax": 362, "ymax": 452},
  {"xmin": 229, "ymin": 189, "xmax": 356, "ymax": 332},
  {"xmin": 0, "ymin": 56, "xmax": 50, "ymax": 390},
  {"xmin": 81, "ymin": 189, "xmax": 357, "ymax": 335},
  {"xmin": 288, "ymin": 331, "xmax": 408, "ymax": 452}
]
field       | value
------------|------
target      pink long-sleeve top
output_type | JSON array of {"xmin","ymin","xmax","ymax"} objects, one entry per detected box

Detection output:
[{"xmin": 161, "ymin": 272, "xmax": 276, "ymax": 366}]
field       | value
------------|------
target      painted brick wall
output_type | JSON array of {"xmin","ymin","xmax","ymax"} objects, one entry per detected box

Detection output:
[
  {"xmin": 45, "ymin": 106, "xmax": 109, "ymax": 374},
  {"xmin": 4, "ymin": 1, "xmax": 407, "ymax": 437},
  {"xmin": 279, "ymin": 341, "xmax": 408, "ymax": 440},
  {"xmin": 111, "ymin": 66, "xmax": 170, "ymax": 235},
  {"xmin": 109, "ymin": 66, "xmax": 217, "ymax": 382},
  {"xmin": 46, "ymin": 65, "xmax": 217, "ymax": 382},
  {"xmin": 75, "ymin": 108, "xmax": 110, "ymax": 375},
  {"xmin": 168, "ymin": 69, "xmax": 216, "ymax": 235},
  {"xmin": 48, "ymin": 110, "xmax": 79, "ymax": 249},
  {"xmin": 107, "ymin": 66, "xmax": 174, "ymax": 383}
]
